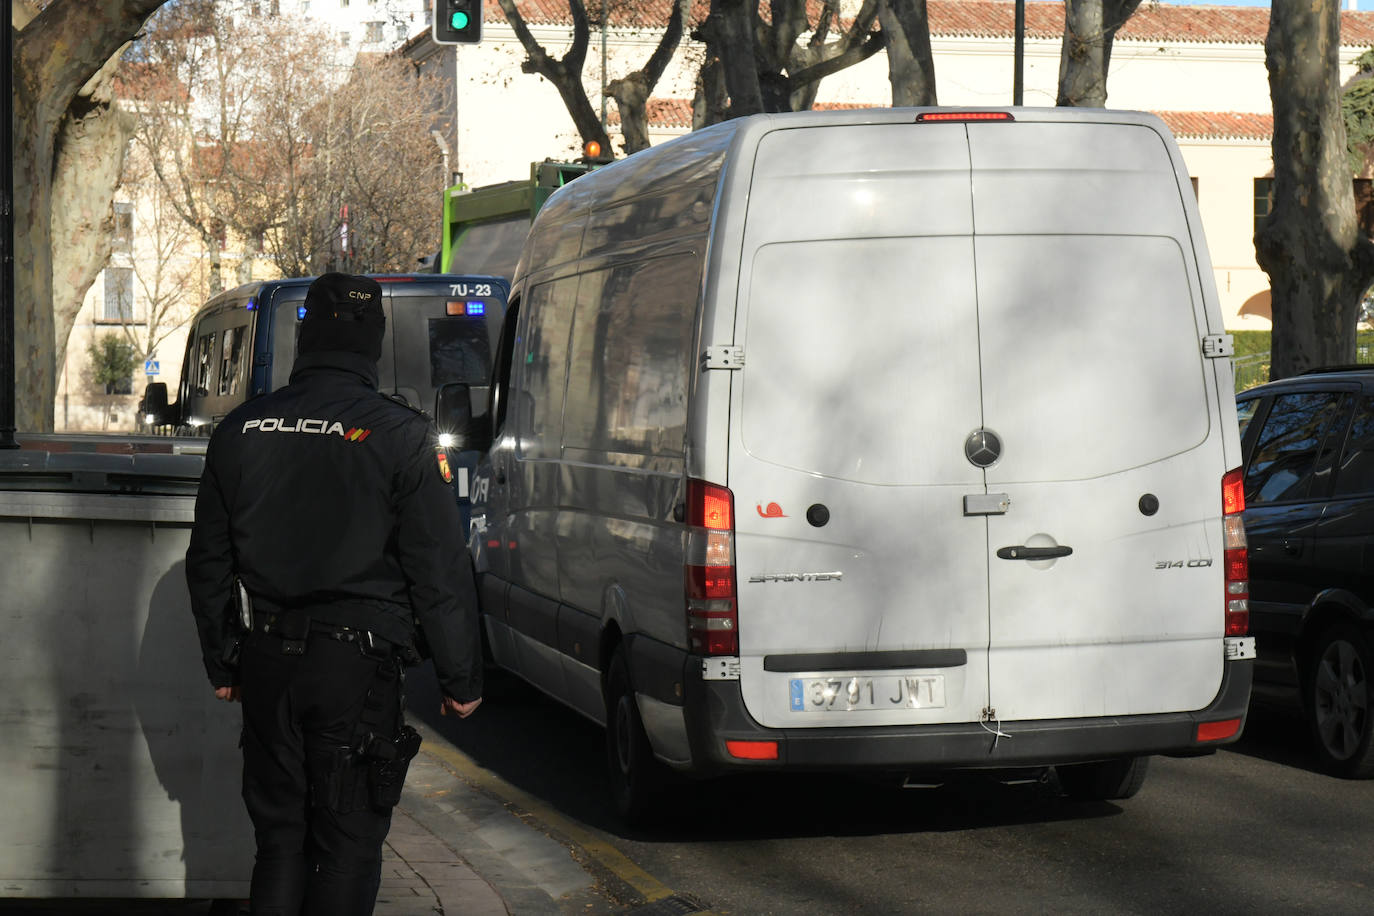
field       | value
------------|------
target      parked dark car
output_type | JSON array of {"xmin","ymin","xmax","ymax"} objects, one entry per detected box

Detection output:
[{"xmin": 1237, "ymin": 367, "xmax": 1374, "ymax": 777}]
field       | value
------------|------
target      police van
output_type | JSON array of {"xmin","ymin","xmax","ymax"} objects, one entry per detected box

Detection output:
[
  {"xmin": 143, "ymin": 273, "xmax": 507, "ymax": 492},
  {"xmin": 464, "ymin": 108, "xmax": 1255, "ymax": 821}
]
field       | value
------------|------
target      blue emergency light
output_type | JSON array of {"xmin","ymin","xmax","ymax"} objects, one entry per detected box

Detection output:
[
  {"xmin": 467, "ymin": 301, "xmax": 485, "ymax": 316},
  {"xmin": 298, "ymin": 306, "xmax": 308, "ymax": 320}
]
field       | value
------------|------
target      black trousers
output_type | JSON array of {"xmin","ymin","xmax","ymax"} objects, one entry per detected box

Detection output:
[{"xmin": 240, "ymin": 629, "xmax": 401, "ymax": 916}]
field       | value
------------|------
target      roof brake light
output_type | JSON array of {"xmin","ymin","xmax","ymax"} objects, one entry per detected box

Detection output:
[{"xmin": 916, "ymin": 111, "xmax": 1015, "ymax": 122}]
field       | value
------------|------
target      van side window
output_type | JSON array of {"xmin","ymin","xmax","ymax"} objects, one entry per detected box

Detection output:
[
  {"xmin": 219, "ymin": 324, "xmax": 248, "ymax": 396},
  {"xmin": 1245, "ymin": 391, "xmax": 1346, "ymax": 504},
  {"xmin": 563, "ymin": 255, "xmax": 696, "ymax": 456},
  {"xmin": 1332, "ymin": 396, "xmax": 1374, "ymax": 498},
  {"xmin": 515, "ymin": 281, "xmax": 574, "ymax": 459},
  {"xmin": 490, "ymin": 298, "xmax": 521, "ymax": 437},
  {"xmin": 194, "ymin": 330, "xmax": 217, "ymax": 395}
]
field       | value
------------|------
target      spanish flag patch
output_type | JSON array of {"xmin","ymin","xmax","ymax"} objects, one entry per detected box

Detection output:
[{"xmin": 436, "ymin": 448, "xmax": 453, "ymax": 484}]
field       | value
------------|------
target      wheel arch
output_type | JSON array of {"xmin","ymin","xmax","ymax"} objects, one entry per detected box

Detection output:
[{"xmin": 1297, "ymin": 591, "xmax": 1374, "ymax": 685}]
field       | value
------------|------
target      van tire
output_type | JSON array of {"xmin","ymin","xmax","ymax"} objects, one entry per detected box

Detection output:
[
  {"xmin": 606, "ymin": 646, "xmax": 664, "ymax": 824},
  {"xmin": 1304, "ymin": 623, "xmax": 1374, "ymax": 778},
  {"xmin": 1056, "ymin": 756, "xmax": 1150, "ymax": 800}
]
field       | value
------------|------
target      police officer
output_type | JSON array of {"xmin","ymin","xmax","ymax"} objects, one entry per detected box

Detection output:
[{"xmin": 186, "ymin": 272, "xmax": 482, "ymax": 916}]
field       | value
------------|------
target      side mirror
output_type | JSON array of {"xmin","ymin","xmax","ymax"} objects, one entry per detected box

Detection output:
[
  {"xmin": 141, "ymin": 382, "xmax": 171, "ymax": 426},
  {"xmin": 435, "ymin": 382, "xmax": 492, "ymax": 451}
]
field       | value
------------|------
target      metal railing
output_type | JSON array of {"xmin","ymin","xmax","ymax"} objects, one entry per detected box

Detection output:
[{"xmin": 1234, "ymin": 344, "xmax": 1374, "ymax": 393}]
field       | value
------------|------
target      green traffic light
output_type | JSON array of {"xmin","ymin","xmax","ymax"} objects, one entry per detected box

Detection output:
[{"xmin": 450, "ymin": 10, "xmax": 469, "ymax": 29}]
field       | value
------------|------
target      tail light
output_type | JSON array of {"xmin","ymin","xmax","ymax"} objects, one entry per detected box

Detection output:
[
  {"xmin": 685, "ymin": 479, "xmax": 738, "ymax": 655},
  {"xmin": 1222, "ymin": 468, "xmax": 1248, "ymax": 637}
]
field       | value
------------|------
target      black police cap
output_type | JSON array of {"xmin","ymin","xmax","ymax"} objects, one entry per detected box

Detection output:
[{"xmin": 303, "ymin": 272, "xmax": 384, "ymax": 324}]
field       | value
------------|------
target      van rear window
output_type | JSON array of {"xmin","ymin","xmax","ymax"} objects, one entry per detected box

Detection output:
[{"xmin": 428, "ymin": 317, "xmax": 492, "ymax": 387}]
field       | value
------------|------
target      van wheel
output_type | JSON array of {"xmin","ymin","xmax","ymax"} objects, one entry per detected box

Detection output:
[
  {"xmin": 1057, "ymin": 756, "xmax": 1150, "ymax": 800},
  {"xmin": 605, "ymin": 647, "xmax": 664, "ymax": 825},
  {"xmin": 1305, "ymin": 624, "xmax": 1374, "ymax": 778}
]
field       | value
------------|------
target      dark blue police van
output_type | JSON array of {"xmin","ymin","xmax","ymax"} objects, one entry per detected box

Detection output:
[{"xmin": 141, "ymin": 273, "xmax": 507, "ymax": 512}]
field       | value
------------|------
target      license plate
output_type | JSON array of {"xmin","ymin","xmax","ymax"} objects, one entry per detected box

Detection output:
[{"xmin": 789, "ymin": 674, "xmax": 946, "ymax": 712}]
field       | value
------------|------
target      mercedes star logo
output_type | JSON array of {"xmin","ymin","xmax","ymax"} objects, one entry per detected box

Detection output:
[{"xmin": 964, "ymin": 428, "xmax": 1003, "ymax": 468}]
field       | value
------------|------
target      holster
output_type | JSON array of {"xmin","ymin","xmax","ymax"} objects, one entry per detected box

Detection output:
[
  {"xmin": 315, "ymin": 660, "xmax": 420, "ymax": 813},
  {"xmin": 363, "ymin": 725, "xmax": 422, "ymax": 810}
]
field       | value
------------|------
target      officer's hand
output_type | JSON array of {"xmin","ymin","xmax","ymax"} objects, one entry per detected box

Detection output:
[
  {"xmin": 441, "ymin": 696, "xmax": 482, "ymax": 719},
  {"xmin": 215, "ymin": 686, "xmax": 241, "ymax": 702}
]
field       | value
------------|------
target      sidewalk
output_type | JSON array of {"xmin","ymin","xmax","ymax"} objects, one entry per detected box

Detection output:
[{"xmin": 374, "ymin": 721, "xmax": 614, "ymax": 916}]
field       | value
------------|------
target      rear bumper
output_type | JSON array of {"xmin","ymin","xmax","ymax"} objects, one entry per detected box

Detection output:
[{"xmin": 679, "ymin": 655, "xmax": 1253, "ymax": 774}]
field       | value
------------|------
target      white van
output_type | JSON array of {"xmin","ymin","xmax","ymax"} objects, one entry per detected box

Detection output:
[{"xmin": 465, "ymin": 108, "xmax": 1256, "ymax": 821}]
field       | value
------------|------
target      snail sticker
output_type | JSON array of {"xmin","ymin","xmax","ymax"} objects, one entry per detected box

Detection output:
[{"xmin": 756, "ymin": 502, "xmax": 787, "ymax": 518}]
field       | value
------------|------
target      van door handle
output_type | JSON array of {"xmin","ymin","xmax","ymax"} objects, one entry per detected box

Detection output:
[
  {"xmin": 495, "ymin": 467, "xmax": 507, "ymax": 485},
  {"xmin": 997, "ymin": 545, "xmax": 1073, "ymax": 560}
]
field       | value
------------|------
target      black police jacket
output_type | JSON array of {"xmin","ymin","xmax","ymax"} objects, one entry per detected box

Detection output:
[{"xmin": 185, "ymin": 350, "xmax": 482, "ymax": 702}]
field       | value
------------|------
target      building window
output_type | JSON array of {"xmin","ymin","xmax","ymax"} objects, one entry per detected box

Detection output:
[
  {"xmin": 1254, "ymin": 178, "xmax": 1274, "ymax": 235},
  {"xmin": 102, "ymin": 267, "xmax": 135, "ymax": 323},
  {"xmin": 340, "ymin": 0, "xmax": 349, "ymax": 6},
  {"xmin": 112, "ymin": 202, "xmax": 133, "ymax": 252},
  {"xmin": 364, "ymin": 20, "xmax": 385, "ymax": 42}
]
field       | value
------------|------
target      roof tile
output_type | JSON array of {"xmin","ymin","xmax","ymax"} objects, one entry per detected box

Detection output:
[{"xmin": 492, "ymin": 1, "xmax": 1374, "ymax": 47}]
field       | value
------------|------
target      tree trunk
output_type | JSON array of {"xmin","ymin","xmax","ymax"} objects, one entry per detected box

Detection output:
[
  {"xmin": 787, "ymin": 1, "xmax": 884, "ymax": 111},
  {"xmin": 1056, "ymin": 0, "xmax": 1142, "ymax": 108},
  {"xmin": 51, "ymin": 56, "xmax": 135, "ymax": 380},
  {"xmin": 606, "ymin": 0, "xmax": 689, "ymax": 154},
  {"xmin": 1256, "ymin": 0, "xmax": 1374, "ymax": 379},
  {"xmin": 692, "ymin": 55, "xmax": 731, "ymax": 130},
  {"xmin": 698, "ymin": 0, "xmax": 881, "ymax": 117},
  {"xmin": 496, "ymin": 0, "xmax": 610, "ymax": 152},
  {"xmin": 13, "ymin": 0, "xmax": 166, "ymax": 432},
  {"xmin": 878, "ymin": 0, "xmax": 937, "ymax": 107},
  {"xmin": 697, "ymin": 0, "xmax": 765, "ymax": 117}
]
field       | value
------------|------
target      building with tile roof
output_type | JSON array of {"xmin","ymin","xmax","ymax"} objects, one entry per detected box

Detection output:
[{"xmin": 415, "ymin": 1, "xmax": 1374, "ymax": 330}]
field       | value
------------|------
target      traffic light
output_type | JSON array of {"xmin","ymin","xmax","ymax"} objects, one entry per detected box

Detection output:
[
  {"xmin": 433, "ymin": 0, "xmax": 481, "ymax": 44},
  {"xmin": 580, "ymin": 139, "xmax": 613, "ymax": 166}
]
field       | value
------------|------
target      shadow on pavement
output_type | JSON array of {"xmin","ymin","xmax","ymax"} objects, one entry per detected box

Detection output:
[
  {"xmin": 1222, "ymin": 701, "xmax": 1329, "ymax": 775},
  {"xmin": 406, "ymin": 663, "xmax": 1127, "ymax": 845}
]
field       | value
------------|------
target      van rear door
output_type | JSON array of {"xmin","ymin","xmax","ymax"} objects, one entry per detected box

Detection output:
[
  {"xmin": 729, "ymin": 115, "xmax": 1226, "ymax": 733},
  {"xmin": 967, "ymin": 121, "xmax": 1225, "ymax": 720},
  {"xmin": 381, "ymin": 277, "xmax": 506, "ymax": 415},
  {"xmin": 730, "ymin": 122, "xmax": 992, "ymax": 729}
]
